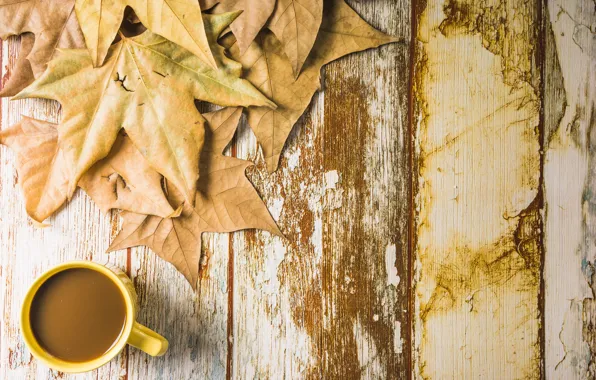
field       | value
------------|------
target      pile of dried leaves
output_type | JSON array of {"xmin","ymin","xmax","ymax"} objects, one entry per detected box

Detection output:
[{"xmin": 0, "ymin": 0, "xmax": 397, "ymax": 289}]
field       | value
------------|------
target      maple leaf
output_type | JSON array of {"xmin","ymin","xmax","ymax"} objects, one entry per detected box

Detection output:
[
  {"xmin": 0, "ymin": 117, "xmax": 69, "ymax": 224},
  {"xmin": 0, "ymin": 117, "xmax": 179, "ymax": 223},
  {"xmin": 109, "ymin": 107, "xmax": 282, "ymax": 289},
  {"xmin": 227, "ymin": 0, "xmax": 398, "ymax": 172},
  {"xmin": 79, "ymin": 134, "xmax": 179, "ymax": 218},
  {"xmin": 213, "ymin": 0, "xmax": 276, "ymax": 55},
  {"xmin": 14, "ymin": 16, "xmax": 275, "ymax": 206},
  {"xmin": 75, "ymin": 0, "xmax": 216, "ymax": 69},
  {"xmin": 266, "ymin": 0, "xmax": 323, "ymax": 78},
  {"xmin": 0, "ymin": 0, "xmax": 84, "ymax": 97}
]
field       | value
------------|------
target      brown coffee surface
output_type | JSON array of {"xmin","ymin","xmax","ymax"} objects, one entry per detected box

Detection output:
[{"xmin": 30, "ymin": 268, "xmax": 127, "ymax": 362}]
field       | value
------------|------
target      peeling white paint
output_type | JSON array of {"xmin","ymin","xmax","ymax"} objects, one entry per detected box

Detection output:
[
  {"xmin": 255, "ymin": 238, "xmax": 287, "ymax": 296},
  {"xmin": 324, "ymin": 170, "xmax": 339, "ymax": 189},
  {"xmin": 286, "ymin": 147, "xmax": 301, "ymax": 170},
  {"xmin": 322, "ymin": 170, "xmax": 344, "ymax": 210},
  {"xmin": 310, "ymin": 219, "xmax": 323, "ymax": 262},
  {"xmin": 394, "ymin": 321, "xmax": 403, "ymax": 354},
  {"xmin": 269, "ymin": 197, "xmax": 285, "ymax": 220},
  {"xmin": 385, "ymin": 244, "xmax": 400, "ymax": 287}
]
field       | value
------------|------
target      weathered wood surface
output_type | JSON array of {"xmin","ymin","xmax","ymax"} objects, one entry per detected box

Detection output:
[
  {"xmin": 2, "ymin": 0, "xmax": 596, "ymax": 379},
  {"xmin": 0, "ymin": 0, "xmax": 409, "ymax": 379},
  {"xmin": 413, "ymin": 0, "xmax": 543, "ymax": 378},
  {"xmin": 543, "ymin": 0, "xmax": 596, "ymax": 378},
  {"xmin": 227, "ymin": 0, "xmax": 411, "ymax": 377}
]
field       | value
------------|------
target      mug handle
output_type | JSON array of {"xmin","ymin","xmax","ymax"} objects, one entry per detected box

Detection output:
[{"xmin": 127, "ymin": 322, "xmax": 169, "ymax": 356}]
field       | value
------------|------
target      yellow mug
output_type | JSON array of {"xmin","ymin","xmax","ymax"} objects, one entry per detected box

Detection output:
[{"xmin": 21, "ymin": 261, "xmax": 168, "ymax": 373}]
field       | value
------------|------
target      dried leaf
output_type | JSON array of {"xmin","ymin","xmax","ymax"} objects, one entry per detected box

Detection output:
[
  {"xmin": 75, "ymin": 0, "xmax": 216, "ymax": 68},
  {"xmin": 0, "ymin": 0, "xmax": 84, "ymax": 96},
  {"xmin": 229, "ymin": 0, "xmax": 398, "ymax": 171},
  {"xmin": 204, "ymin": 12, "xmax": 244, "ymax": 76},
  {"xmin": 14, "ymin": 21, "xmax": 275, "ymax": 205},
  {"xmin": 0, "ymin": 117, "xmax": 69, "ymax": 223},
  {"xmin": 109, "ymin": 108, "xmax": 282, "ymax": 289},
  {"xmin": 214, "ymin": 0, "xmax": 276, "ymax": 55},
  {"xmin": 79, "ymin": 134, "xmax": 177, "ymax": 218},
  {"xmin": 266, "ymin": 0, "xmax": 323, "ymax": 78},
  {"xmin": 0, "ymin": 117, "xmax": 181, "ymax": 222}
]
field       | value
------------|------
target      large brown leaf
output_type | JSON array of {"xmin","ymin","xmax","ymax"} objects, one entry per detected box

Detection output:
[
  {"xmin": 14, "ymin": 15, "xmax": 275, "ymax": 206},
  {"xmin": 229, "ymin": 0, "xmax": 398, "ymax": 172},
  {"xmin": 79, "ymin": 134, "xmax": 178, "ymax": 218},
  {"xmin": 75, "ymin": 0, "xmax": 216, "ymax": 68},
  {"xmin": 0, "ymin": 0, "xmax": 84, "ymax": 97},
  {"xmin": 0, "ymin": 117, "xmax": 69, "ymax": 224},
  {"xmin": 109, "ymin": 108, "xmax": 282, "ymax": 289},
  {"xmin": 213, "ymin": 0, "xmax": 276, "ymax": 55},
  {"xmin": 266, "ymin": 0, "xmax": 323, "ymax": 78}
]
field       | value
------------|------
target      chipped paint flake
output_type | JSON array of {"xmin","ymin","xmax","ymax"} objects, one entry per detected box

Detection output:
[
  {"xmin": 286, "ymin": 147, "xmax": 301, "ymax": 170},
  {"xmin": 324, "ymin": 170, "xmax": 339, "ymax": 190},
  {"xmin": 323, "ymin": 170, "xmax": 344, "ymax": 210},
  {"xmin": 385, "ymin": 244, "xmax": 400, "ymax": 287},
  {"xmin": 269, "ymin": 197, "xmax": 285, "ymax": 220},
  {"xmin": 394, "ymin": 321, "xmax": 403, "ymax": 354},
  {"xmin": 255, "ymin": 238, "xmax": 287, "ymax": 296}
]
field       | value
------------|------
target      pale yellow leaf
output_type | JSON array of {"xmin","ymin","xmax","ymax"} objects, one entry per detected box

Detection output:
[
  {"xmin": 0, "ymin": 117, "xmax": 69, "ymax": 223},
  {"xmin": 75, "ymin": 0, "xmax": 217, "ymax": 68},
  {"xmin": 0, "ymin": 117, "xmax": 182, "ymax": 221},
  {"xmin": 14, "ymin": 21, "xmax": 275, "ymax": 205}
]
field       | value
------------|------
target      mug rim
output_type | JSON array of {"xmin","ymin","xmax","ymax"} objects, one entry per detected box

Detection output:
[{"xmin": 20, "ymin": 260, "xmax": 135, "ymax": 373}]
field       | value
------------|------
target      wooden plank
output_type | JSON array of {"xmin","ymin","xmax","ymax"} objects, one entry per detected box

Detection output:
[
  {"xmin": 124, "ymin": 237, "xmax": 230, "ymax": 379},
  {"xmin": 543, "ymin": 0, "xmax": 596, "ymax": 378},
  {"xmin": 412, "ymin": 0, "xmax": 543, "ymax": 378},
  {"xmin": 0, "ymin": 37, "xmax": 128, "ymax": 379},
  {"xmin": 230, "ymin": 0, "xmax": 411, "ymax": 378}
]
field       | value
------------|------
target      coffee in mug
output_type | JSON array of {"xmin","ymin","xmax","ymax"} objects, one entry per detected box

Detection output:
[
  {"xmin": 21, "ymin": 261, "xmax": 168, "ymax": 373},
  {"xmin": 29, "ymin": 268, "xmax": 127, "ymax": 362}
]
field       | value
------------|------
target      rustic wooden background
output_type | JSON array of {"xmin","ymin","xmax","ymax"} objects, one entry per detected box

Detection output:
[{"xmin": 1, "ymin": 0, "xmax": 594, "ymax": 379}]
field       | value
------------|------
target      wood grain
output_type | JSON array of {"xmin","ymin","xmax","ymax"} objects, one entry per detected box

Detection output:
[
  {"xmin": 413, "ymin": 0, "xmax": 543, "ymax": 378},
  {"xmin": 543, "ymin": 0, "xmax": 596, "ymax": 378},
  {"xmin": 229, "ymin": 0, "xmax": 411, "ymax": 378},
  {"xmin": 5, "ymin": 0, "xmax": 594, "ymax": 379},
  {"xmin": 1, "ymin": 1, "xmax": 409, "ymax": 378},
  {"xmin": 124, "ymin": 238, "xmax": 230, "ymax": 379}
]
